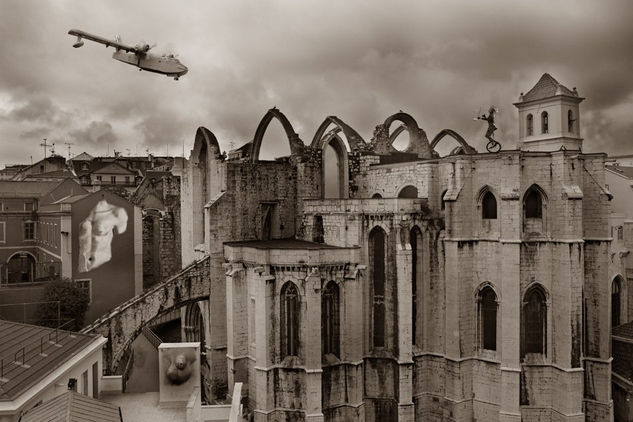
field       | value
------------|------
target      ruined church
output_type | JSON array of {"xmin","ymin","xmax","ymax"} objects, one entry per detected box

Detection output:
[{"xmin": 179, "ymin": 74, "xmax": 613, "ymax": 421}]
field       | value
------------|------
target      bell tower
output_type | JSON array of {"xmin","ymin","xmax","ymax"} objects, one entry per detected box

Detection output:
[{"xmin": 514, "ymin": 73, "xmax": 584, "ymax": 151}]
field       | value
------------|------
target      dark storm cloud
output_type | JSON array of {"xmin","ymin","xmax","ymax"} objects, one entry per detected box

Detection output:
[{"xmin": 0, "ymin": 0, "xmax": 632, "ymax": 165}]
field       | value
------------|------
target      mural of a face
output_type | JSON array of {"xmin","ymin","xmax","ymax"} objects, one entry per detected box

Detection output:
[
  {"xmin": 164, "ymin": 349, "xmax": 197, "ymax": 385},
  {"xmin": 78, "ymin": 199, "xmax": 128, "ymax": 272}
]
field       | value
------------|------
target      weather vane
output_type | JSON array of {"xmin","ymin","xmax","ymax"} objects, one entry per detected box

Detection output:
[{"xmin": 475, "ymin": 106, "xmax": 502, "ymax": 153}]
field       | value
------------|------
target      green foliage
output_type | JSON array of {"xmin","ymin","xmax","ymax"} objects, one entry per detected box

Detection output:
[{"xmin": 37, "ymin": 278, "xmax": 89, "ymax": 331}]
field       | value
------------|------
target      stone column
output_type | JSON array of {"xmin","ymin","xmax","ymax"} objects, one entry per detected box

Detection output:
[
  {"xmin": 304, "ymin": 268, "xmax": 324, "ymax": 422},
  {"xmin": 396, "ymin": 237, "xmax": 414, "ymax": 420},
  {"xmin": 254, "ymin": 268, "xmax": 275, "ymax": 422},
  {"xmin": 499, "ymin": 241, "xmax": 521, "ymax": 422}
]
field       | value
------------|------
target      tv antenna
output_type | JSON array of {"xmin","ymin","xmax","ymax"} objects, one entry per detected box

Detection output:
[
  {"xmin": 40, "ymin": 138, "xmax": 52, "ymax": 159},
  {"xmin": 64, "ymin": 142, "xmax": 74, "ymax": 159}
]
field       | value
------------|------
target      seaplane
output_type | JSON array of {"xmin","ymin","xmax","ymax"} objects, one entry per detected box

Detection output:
[{"xmin": 68, "ymin": 29, "xmax": 188, "ymax": 80}]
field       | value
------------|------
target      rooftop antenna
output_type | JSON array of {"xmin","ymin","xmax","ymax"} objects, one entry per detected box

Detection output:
[
  {"xmin": 64, "ymin": 141, "xmax": 74, "ymax": 159},
  {"xmin": 49, "ymin": 142, "xmax": 56, "ymax": 156},
  {"xmin": 40, "ymin": 138, "xmax": 51, "ymax": 159}
]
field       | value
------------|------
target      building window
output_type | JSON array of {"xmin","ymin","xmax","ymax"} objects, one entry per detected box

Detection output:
[
  {"xmin": 82, "ymin": 370, "xmax": 88, "ymax": 395},
  {"xmin": 612, "ymin": 277, "xmax": 622, "ymax": 328},
  {"xmin": 75, "ymin": 279, "xmax": 92, "ymax": 303},
  {"xmin": 411, "ymin": 226, "xmax": 422, "ymax": 346},
  {"xmin": 370, "ymin": 227, "xmax": 386, "ymax": 348},
  {"xmin": 522, "ymin": 286, "xmax": 547, "ymax": 356},
  {"xmin": 0, "ymin": 222, "xmax": 5, "ymax": 243},
  {"xmin": 281, "ymin": 282, "xmax": 299, "ymax": 358},
  {"xmin": 524, "ymin": 188, "xmax": 543, "ymax": 219},
  {"xmin": 24, "ymin": 221, "xmax": 35, "ymax": 240},
  {"xmin": 110, "ymin": 176, "xmax": 116, "ymax": 184},
  {"xmin": 92, "ymin": 362, "xmax": 99, "ymax": 398},
  {"xmin": 372, "ymin": 193, "xmax": 382, "ymax": 199},
  {"xmin": 617, "ymin": 226, "xmax": 624, "ymax": 240},
  {"xmin": 96, "ymin": 175, "xmax": 102, "ymax": 182},
  {"xmin": 322, "ymin": 281, "xmax": 340, "ymax": 357},
  {"xmin": 526, "ymin": 114, "xmax": 533, "ymax": 136},
  {"xmin": 568, "ymin": 110, "xmax": 574, "ymax": 133},
  {"xmin": 125, "ymin": 176, "xmax": 130, "ymax": 184},
  {"xmin": 482, "ymin": 191, "xmax": 497, "ymax": 219},
  {"xmin": 479, "ymin": 286, "xmax": 497, "ymax": 351},
  {"xmin": 24, "ymin": 202, "xmax": 33, "ymax": 212},
  {"xmin": 312, "ymin": 215, "xmax": 324, "ymax": 244},
  {"xmin": 541, "ymin": 111, "xmax": 549, "ymax": 134}
]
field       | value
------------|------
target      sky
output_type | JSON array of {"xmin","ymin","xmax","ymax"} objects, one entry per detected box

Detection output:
[{"xmin": 1, "ymin": 0, "xmax": 632, "ymax": 166}]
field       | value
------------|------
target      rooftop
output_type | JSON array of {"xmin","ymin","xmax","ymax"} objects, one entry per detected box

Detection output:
[
  {"xmin": 0, "ymin": 320, "xmax": 101, "ymax": 402},
  {"xmin": 519, "ymin": 73, "xmax": 579, "ymax": 103},
  {"xmin": 0, "ymin": 180, "xmax": 61, "ymax": 198},
  {"xmin": 20, "ymin": 390, "xmax": 121, "ymax": 422},
  {"xmin": 224, "ymin": 239, "xmax": 346, "ymax": 250}
]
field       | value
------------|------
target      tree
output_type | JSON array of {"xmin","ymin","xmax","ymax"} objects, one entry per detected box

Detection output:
[{"xmin": 37, "ymin": 278, "xmax": 89, "ymax": 331}]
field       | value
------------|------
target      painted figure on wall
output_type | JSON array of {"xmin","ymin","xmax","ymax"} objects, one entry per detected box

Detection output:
[{"xmin": 78, "ymin": 199, "xmax": 128, "ymax": 272}]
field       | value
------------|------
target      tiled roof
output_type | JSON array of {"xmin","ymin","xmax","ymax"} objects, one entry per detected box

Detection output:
[
  {"xmin": 0, "ymin": 320, "xmax": 99, "ymax": 402},
  {"xmin": 0, "ymin": 180, "xmax": 61, "ymax": 198},
  {"xmin": 20, "ymin": 391, "xmax": 121, "ymax": 422},
  {"xmin": 521, "ymin": 73, "xmax": 576, "ymax": 102}
]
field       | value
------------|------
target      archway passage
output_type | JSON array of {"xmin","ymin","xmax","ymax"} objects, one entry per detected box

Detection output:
[{"xmin": 7, "ymin": 252, "xmax": 35, "ymax": 283}]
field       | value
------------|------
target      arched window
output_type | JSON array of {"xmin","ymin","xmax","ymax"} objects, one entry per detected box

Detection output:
[
  {"xmin": 522, "ymin": 286, "xmax": 547, "ymax": 356},
  {"xmin": 322, "ymin": 281, "xmax": 339, "ymax": 357},
  {"xmin": 541, "ymin": 111, "xmax": 549, "ymax": 134},
  {"xmin": 612, "ymin": 277, "xmax": 622, "ymax": 328},
  {"xmin": 411, "ymin": 227, "xmax": 423, "ymax": 346},
  {"xmin": 526, "ymin": 114, "xmax": 533, "ymax": 136},
  {"xmin": 398, "ymin": 185, "xmax": 418, "ymax": 199},
  {"xmin": 524, "ymin": 188, "xmax": 543, "ymax": 219},
  {"xmin": 482, "ymin": 191, "xmax": 497, "ymax": 219},
  {"xmin": 568, "ymin": 110, "xmax": 574, "ymax": 133},
  {"xmin": 370, "ymin": 227, "xmax": 386, "ymax": 348},
  {"xmin": 372, "ymin": 193, "xmax": 383, "ymax": 199},
  {"xmin": 281, "ymin": 282, "xmax": 299, "ymax": 358},
  {"xmin": 479, "ymin": 287, "xmax": 497, "ymax": 351}
]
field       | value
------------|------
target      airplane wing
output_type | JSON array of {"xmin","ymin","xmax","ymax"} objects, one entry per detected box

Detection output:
[{"xmin": 68, "ymin": 29, "xmax": 140, "ymax": 54}]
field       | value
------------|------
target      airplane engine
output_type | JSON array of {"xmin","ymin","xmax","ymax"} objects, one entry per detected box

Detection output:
[{"xmin": 73, "ymin": 36, "xmax": 84, "ymax": 48}]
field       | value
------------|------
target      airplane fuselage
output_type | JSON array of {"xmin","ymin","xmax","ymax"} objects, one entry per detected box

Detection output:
[{"xmin": 112, "ymin": 50, "xmax": 188, "ymax": 78}]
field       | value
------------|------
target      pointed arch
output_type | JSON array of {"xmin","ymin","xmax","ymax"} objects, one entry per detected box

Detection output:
[
  {"xmin": 522, "ymin": 283, "xmax": 548, "ymax": 357},
  {"xmin": 192, "ymin": 126, "xmax": 221, "ymax": 163},
  {"xmin": 322, "ymin": 280, "xmax": 340, "ymax": 357},
  {"xmin": 321, "ymin": 132, "xmax": 349, "ymax": 199},
  {"xmin": 430, "ymin": 129, "xmax": 477, "ymax": 155},
  {"xmin": 612, "ymin": 275, "xmax": 624, "ymax": 327},
  {"xmin": 310, "ymin": 116, "xmax": 365, "ymax": 152},
  {"xmin": 523, "ymin": 184, "xmax": 548, "ymax": 219},
  {"xmin": 369, "ymin": 226, "xmax": 387, "ymax": 349},
  {"xmin": 250, "ymin": 108, "xmax": 303, "ymax": 162},
  {"xmin": 281, "ymin": 281, "xmax": 300, "ymax": 358}
]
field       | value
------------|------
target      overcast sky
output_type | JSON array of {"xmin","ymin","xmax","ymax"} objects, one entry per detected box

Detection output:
[{"xmin": 1, "ymin": 0, "xmax": 632, "ymax": 165}]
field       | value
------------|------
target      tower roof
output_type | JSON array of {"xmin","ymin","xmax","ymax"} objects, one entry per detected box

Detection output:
[{"xmin": 519, "ymin": 73, "xmax": 578, "ymax": 103}]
